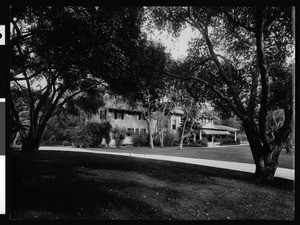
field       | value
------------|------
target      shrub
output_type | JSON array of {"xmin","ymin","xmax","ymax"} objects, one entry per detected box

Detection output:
[
  {"xmin": 62, "ymin": 140, "xmax": 71, "ymax": 146},
  {"xmin": 237, "ymin": 133, "xmax": 247, "ymax": 141},
  {"xmin": 163, "ymin": 131, "xmax": 176, "ymax": 147},
  {"xmin": 84, "ymin": 121, "xmax": 112, "ymax": 147},
  {"xmin": 218, "ymin": 137, "xmax": 240, "ymax": 146},
  {"xmin": 71, "ymin": 129, "xmax": 91, "ymax": 148},
  {"xmin": 112, "ymin": 127, "xmax": 127, "ymax": 148},
  {"xmin": 219, "ymin": 139, "xmax": 223, "ymax": 146},
  {"xmin": 153, "ymin": 137, "xmax": 161, "ymax": 146},
  {"xmin": 199, "ymin": 137, "xmax": 208, "ymax": 147},
  {"xmin": 132, "ymin": 133, "xmax": 149, "ymax": 147},
  {"xmin": 153, "ymin": 131, "xmax": 177, "ymax": 147},
  {"xmin": 105, "ymin": 136, "xmax": 111, "ymax": 146}
]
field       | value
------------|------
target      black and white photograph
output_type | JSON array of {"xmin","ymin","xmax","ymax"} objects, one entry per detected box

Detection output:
[{"xmin": 8, "ymin": 5, "xmax": 295, "ymax": 220}]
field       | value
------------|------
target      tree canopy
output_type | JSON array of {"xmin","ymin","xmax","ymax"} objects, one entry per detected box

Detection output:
[
  {"xmin": 10, "ymin": 6, "xmax": 145, "ymax": 152},
  {"xmin": 147, "ymin": 6, "xmax": 294, "ymax": 180}
]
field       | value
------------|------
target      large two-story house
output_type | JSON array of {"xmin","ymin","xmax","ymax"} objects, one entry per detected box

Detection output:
[
  {"xmin": 86, "ymin": 97, "xmax": 239, "ymax": 146},
  {"xmin": 86, "ymin": 99, "xmax": 183, "ymax": 145}
]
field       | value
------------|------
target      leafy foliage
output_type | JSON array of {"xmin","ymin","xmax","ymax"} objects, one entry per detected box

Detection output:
[
  {"xmin": 42, "ymin": 112, "xmax": 86, "ymax": 144},
  {"xmin": 84, "ymin": 121, "xmax": 112, "ymax": 147},
  {"xmin": 112, "ymin": 127, "xmax": 127, "ymax": 149},
  {"xmin": 132, "ymin": 133, "xmax": 149, "ymax": 147},
  {"xmin": 147, "ymin": 6, "xmax": 294, "ymax": 179},
  {"xmin": 10, "ymin": 6, "xmax": 145, "ymax": 152}
]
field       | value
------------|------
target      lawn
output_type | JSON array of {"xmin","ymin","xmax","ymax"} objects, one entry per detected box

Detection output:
[
  {"xmin": 85, "ymin": 145, "xmax": 294, "ymax": 169},
  {"xmin": 10, "ymin": 150, "xmax": 294, "ymax": 220}
]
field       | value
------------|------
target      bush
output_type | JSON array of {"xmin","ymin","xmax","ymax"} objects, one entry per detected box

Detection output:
[
  {"xmin": 237, "ymin": 133, "xmax": 247, "ymax": 141},
  {"xmin": 105, "ymin": 136, "xmax": 111, "ymax": 146},
  {"xmin": 71, "ymin": 128, "xmax": 91, "ymax": 148},
  {"xmin": 153, "ymin": 137, "xmax": 161, "ymax": 146},
  {"xmin": 152, "ymin": 131, "xmax": 177, "ymax": 147},
  {"xmin": 62, "ymin": 140, "xmax": 71, "ymax": 146},
  {"xmin": 132, "ymin": 133, "xmax": 149, "ymax": 147},
  {"xmin": 84, "ymin": 121, "xmax": 112, "ymax": 147},
  {"xmin": 112, "ymin": 127, "xmax": 127, "ymax": 148},
  {"xmin": 218, "ymin": 137, "xmax": 240, "ymax": 146},
  {"xmin": 199, "ymin": 137, "xmax": 208, "ymax": 147},
  {"xmin": 164, "ymin": 131, "xmax": 177, "ymax": 147}
]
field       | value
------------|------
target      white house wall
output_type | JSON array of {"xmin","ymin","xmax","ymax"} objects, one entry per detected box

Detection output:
[
  {"xmin": 88, "ymin": 108, "xmax": 182, "ymax": 146},
  {"xmin": 168, "ymin": 114, "xmax": 182, "ymax": 138},
  {"xmin": 89, "ymin": 111, "xmax": 155, "ymax": 131}
]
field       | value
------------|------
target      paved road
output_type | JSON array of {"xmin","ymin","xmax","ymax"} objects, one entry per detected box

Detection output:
[{"xmin": 39, "ymin": 146, "xmax": 294, "ymax": 181}]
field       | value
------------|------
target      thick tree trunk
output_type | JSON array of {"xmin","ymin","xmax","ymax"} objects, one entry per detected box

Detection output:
[
  {"xmin": 243, "ymin": 120, "xmax": 264, "ymax": 177},
  {"xmin": 243, "ymin": 120, "xmax": 283, "ymax": 181},
  {"xmin": 20, "ymin": 122, "xmax": 47, "ymax": 153},
  {"xmin": 260, "ymin": 144, "xmax": 282, "ymax": 180},
  {"xmin": 21, "ymin": 133, "xmax": 42, "ymax": 153}
]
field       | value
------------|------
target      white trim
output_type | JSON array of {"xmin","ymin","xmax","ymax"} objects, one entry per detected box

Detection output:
[
  {"xmin": 0, "ymin": 99, "xmax": 5, "ymax": 102},
  {"xmin": 0, "ymin": 156, "xmax": 5, "ymax": 214}
]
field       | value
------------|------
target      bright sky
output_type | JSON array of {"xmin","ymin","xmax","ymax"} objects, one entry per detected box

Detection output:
[{"xmin": 142, "ymin": 25, "xmax": 199, "ymax": 60}]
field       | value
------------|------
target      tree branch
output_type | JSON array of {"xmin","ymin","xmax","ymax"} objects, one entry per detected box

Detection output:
[
  {"xmin": 56, "ymin": 83, "xmax": 100, "ymax": 109},
  {"xmin": 158, "ymin": 69, "xmax": 247, "ymax": 120},
  {"xmin": 222, "ymin": 9, "xmax": 255, "ymax": 32},
  {"xmin": 255, "ymin": 7, "xmax": 270, "ymax": 149}
]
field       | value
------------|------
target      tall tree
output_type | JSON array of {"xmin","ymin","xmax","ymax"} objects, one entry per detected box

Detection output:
[
  {"xmin": 148, "ymin": 6, "xmax": 294, "ymax": 181},
  {"xmin": 10, "ymin": 6, "xmax": 144, "ymax": 152},
  {"xmin": 114, "ymin": 40, "xmax": 171, "ymax": 149}
]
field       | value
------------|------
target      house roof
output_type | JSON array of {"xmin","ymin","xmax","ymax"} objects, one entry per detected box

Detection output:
[
  {"xmin": 213, "ymin": 124, "xmax": 239, "ymax": 132},
  {"xmin": 104, "ymin": 101, "xmax": 143, "ymax": 112},
  {"xmin": 104, "ymin": 99, "xmax": 185, "ymax": 115},
  {"xmin": 202, "ymin": 129, "xmax": 231, "ymax": 135},
  {"xmin": 200, "ymin": 122, "xmax": 239, "ymax": 132},
  {"xmin": 170, "ymin": 107, "xmax": 184, "ymax": 115}
]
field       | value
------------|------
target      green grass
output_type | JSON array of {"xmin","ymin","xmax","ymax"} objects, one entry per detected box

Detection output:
[
  {"xmin": 85, "ymin": 145, "xmax": 294, "ymax": 169},
  {"xmin": 10, "ymin": 150, "xmax": 294, "ymax": 220}
]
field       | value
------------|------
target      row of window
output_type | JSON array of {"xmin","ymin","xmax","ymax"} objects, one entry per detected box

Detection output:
[
  {"xmin": 99, "ymin": 110, "xmax": 145, "ymax": 121},
  {"xmin": 127, "ymin": 128, "xmax": 147, "ymax": 136}
]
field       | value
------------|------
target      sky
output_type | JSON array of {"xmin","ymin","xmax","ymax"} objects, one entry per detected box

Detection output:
[{"xmin": 142, "ymin": 25, "xmax": 199, "ymax": 60}]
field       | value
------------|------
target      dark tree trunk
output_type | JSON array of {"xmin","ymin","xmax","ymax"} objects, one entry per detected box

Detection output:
[
  {"xmin": 243, "ymin": 120, "xmax": 264, "ymax": 177},
  {"xmin": 20, "ymin": 121, "xmax": 47, "ymax": 153},
  {"xmin": 260, "ymin": 144, "xmax": 282, "ymax": 181},
  {"xmin": 243, "ymin": 120, "xmax": 284, "ymax": 181},
  {"xmin": 21, "ymin": 134, "xmax": 42, "ymax": 153}
]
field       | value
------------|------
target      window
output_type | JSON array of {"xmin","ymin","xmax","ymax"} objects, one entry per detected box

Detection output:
[
  {"xmin": 140, "ymin": 128, "xmax": 146, "ymax": 135},
  {"xmin": 114, "ymin": 111, "xmax": 124, "ymax": 120},
  {"xmin": 127, "ymin": 128, "xmax": 134, "ymax": 136},
  {"xmin": 87, "ymin": 113, "xmax": 92, "ymax": 120},
  {"xmin": 172, "ymin": 119, "xmax": 176, "ymax": 130},
  {"xmin": 135, "ymin": 128, "xmax": 139, "ymax": 135},
  {"xmin": 100, "ymin": 110, "xmax": 105, "ymax": 120},
  {"xmin": 138, "ymin": 113, "xmax": 141, "ymax": 120}
]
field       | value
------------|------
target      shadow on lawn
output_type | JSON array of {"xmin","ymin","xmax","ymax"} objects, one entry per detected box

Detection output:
[{"xmin": 10, "ymin": 150, "xmax": 294, "ymax": 220}]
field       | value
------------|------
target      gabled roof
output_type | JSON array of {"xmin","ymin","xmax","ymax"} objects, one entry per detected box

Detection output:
[
  {"xmin": 213, "ymin": 124, "xmax": 239, "ymax": 132},
  {"xmin": 170, "ymin": 107, "xmax": 184, "ymax": 115},
  {"xmin": 104, "ymin": 101, "xmax": 143, "ymax": 112},
  {"xmin": 202, "ymin": 130, "xmax": 231, "ymax": 135},
  {"xmin": 200, "ymin": 122, "xmax": 239, "ymax": 132}
]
